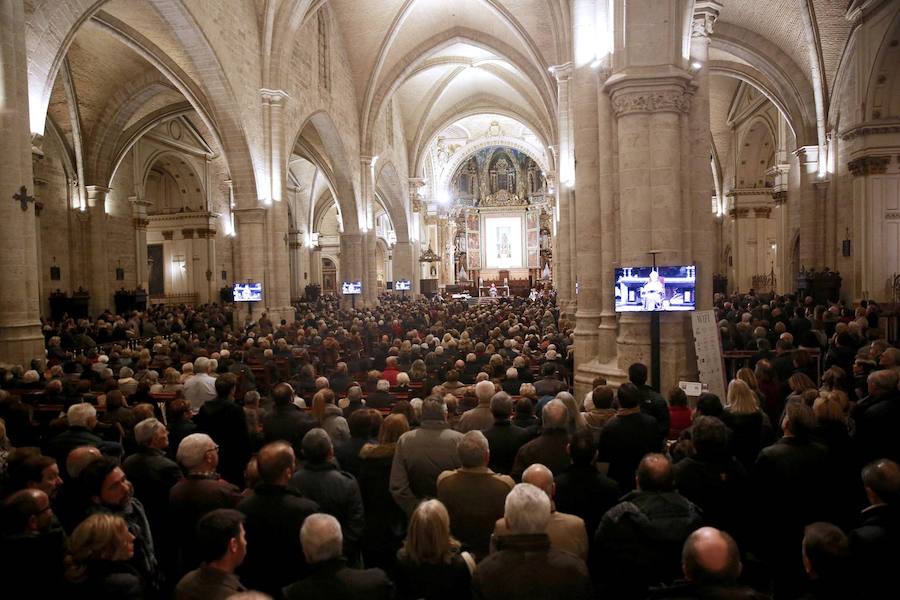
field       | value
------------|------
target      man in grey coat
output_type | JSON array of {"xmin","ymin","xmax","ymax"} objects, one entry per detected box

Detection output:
[{"xmin": 390, "ymin": 396, "xmax": 464, "ymax": 515}]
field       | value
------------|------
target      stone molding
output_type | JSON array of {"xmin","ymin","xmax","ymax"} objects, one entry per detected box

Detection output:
[
  {"xmin": 181, "ymin": 228, "xmax": 196, "ymax": 239},
  {"xmin": 233, "ymin": 207, "xmax": 267, "ymax": 225},
  {"xmin": 771, "ymin": 190, "xmax": 787, "ymax": 204},
  {"xmin": 839, "ymin": 122, "xmax": 900, "ymax": 141},
  {"xmin": 196, "ymin": 228, "xmax": 216, "ymax": 239},
  {"xmin": 260, "ymin": 88, "xmax": 289, "ymax": 105},
  {"xmin": 549, "ymin": 62, "xmax": 573, "ymax": 82},
  {"xmin": 133, "ymin": 218, "xmax": 150, "ymax": 230},
  {"xmin": 692, "ymin": 1, "xmax": 723, "ymax": 38},
  {"xmin": 847, "ymin": 155, "xmax": 891, "ymax": 177},
  {"xmin": 726, "ymin": 187, "xmax": 773, "ymax": 197},
  {"xmin": 161, "ymin": 230, "xmax": 174, "ymax": 240}
]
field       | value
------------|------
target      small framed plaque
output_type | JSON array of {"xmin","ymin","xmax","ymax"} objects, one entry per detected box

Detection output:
[
  {"xmin": 115, "ymin": 267, "xmax": 125, "ymax": 281},
  {"xmin": 50, "ymin": 266, "xmax": 61, "ymax": 281}
]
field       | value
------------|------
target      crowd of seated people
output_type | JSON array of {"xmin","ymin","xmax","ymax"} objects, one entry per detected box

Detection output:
[{"xmin": 0, "ymin": 291, "xmax": 896, "ymax": 599}]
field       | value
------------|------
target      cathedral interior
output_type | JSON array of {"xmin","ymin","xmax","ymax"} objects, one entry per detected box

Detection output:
[{"xmin": 2, "ymin": 0, "xmax": 899, "ymax": 392}]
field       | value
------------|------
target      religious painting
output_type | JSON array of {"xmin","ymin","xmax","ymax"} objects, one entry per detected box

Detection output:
[
  {"xmin": 484, "ymin": 215, "xmax": 523, "ymax": 269},
  {"xmin": 467, "ymin": 231, "xmax": 481, "ymax": 271},
  {"xmin": 526, "ymin": 210, "xmax": 538, "ymax": 230},
  {"xmin": 50, "ymin": 266, "xmax": 61, "ymax": 281},
  {"xmin": 528, "ymin": 247, "xmax": 540, "ymax": 268}
]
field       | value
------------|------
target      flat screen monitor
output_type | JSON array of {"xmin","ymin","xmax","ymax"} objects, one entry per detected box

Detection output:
[
  {"xmin": 395, "ymin": 279, "xmax": 411, "ymax": 291},
  {"xmin": 233, "ymin": 282, "xmax": 262, "ymax": 302},
  {"xmin": 614, "ymin": 265, "xmax": 696, "ymax": 312},
  {"xmin": 341, "ymin": 280, "xmax": 362, "ymax": 295}
]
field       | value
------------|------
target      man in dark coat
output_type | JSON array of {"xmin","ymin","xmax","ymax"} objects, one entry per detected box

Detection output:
[
  {"xmin": 122, "ymin": 417, "xmax": 182, "ymax": 579},
  {"xmin": 0, "ymin": 489, "xmax": 68, "ymax": 598},
  {"xmin": 592, "ymin": 454, "xmax": 703, "ymax": 600},
  {"xmin": 195, "ymin": 373, "xmax": 251, "ymax": 486},
  {"xmin": 648, "ymin": 527, "xmax": 769, "ymax": 600},
  {"xmin": 290, "ymin": 429, "xmax": 365, "ymax": 563},
  {"xmin": 628, "ymin": 362, "xmax": 670, "ymax": 439},
  {"xmin": 238, "ymin": 442, "xmax": 319, "ymax": 599},
  {"xmin": 752, "ymin": 402, "xmax": 832, "ymax": 599},
  {"xmin": 484, "ymin": 393, "xmax": 531, "ymax": 475},
  {"xmin": 596, "ymin": 382, "xmax": 662, "ymax": 489},
  {"xmin": 511, "ymin": 399, "xmax": 571, "ymax": 481},
  {"xmin": 44, "ymin": 402, "xmax": 117, "ymax": 467},
  {"xmin": 554, "ymin": 429, "xmax": 621, "ymax": 545},
  {"xmin": 853, "ymin": 369, "xmax": 900, "ymax": 463},
  {"xmin": 473, "ymin": 482, "xmax": 591, "ymax": 600},
  {"xmin": 533, "ymin": 363, "xmax": 567, "ymax": 398},
  {"xmin": 849, "ymin": 458, "xmax": 900, "ymax": 600},
  {"xmin": 283, "ymin": 513, "xmax": 393, "ymax": 600},
  {"xmin": 262, "ymin": 383, "xmax": 317, "ymax": 457}
]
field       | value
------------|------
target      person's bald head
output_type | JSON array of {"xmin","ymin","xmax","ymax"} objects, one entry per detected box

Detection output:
[
  {"xmin": 257, "ymin": 441, "xmax": 295, "ymax": 485},
  {"xmin": 541, "ymin": 399, "xmax": 567, "ymax": 430},
  {"xmin": 66, "ymin": 445, "xmax": 102, "ymax": 479},
  {"xmin": 636, "ymin": 453, "xmax": 674, "ymax": 492},
  {"xmin": 522, "ymin": 463, "xmax": 555, "ymax": 499},
  {"xmin": 682, "ymin": 527, "xmax": 742, "ymax": 584},
  {"xmin": 3, "ymin": 488, "xmax": 53, "ymax": 534}
]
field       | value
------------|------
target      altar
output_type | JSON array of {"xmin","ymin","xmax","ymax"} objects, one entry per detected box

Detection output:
[{"xmin": 479, "ymin": 285, "xmax": 510, "ymax": 298}]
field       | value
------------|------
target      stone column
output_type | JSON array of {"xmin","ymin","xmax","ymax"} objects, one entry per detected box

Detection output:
[
  {"xmin": 310, "ymin": 247, "xmax": 322, "ymax": 289},
  {"xmin": 597, "ymin": 70, "xmax": 619, "ymax": 363},
  {"xmin": 607, "ymin": 73, "xmax": 693, "ymax": 388},
  {"xmin": 794, "ymin": 145, "xmax": 820, "ymax": 270},
  {"xmin": 550, "ymin": 64, "xmax": 575, "ymax": 316},
  {"xmin": 197, "ymin": 227, "xmax": 217, "ymax": 305},
  {"xmin": 573, "ymin": 61, "xmax": 602, "ymax": 377},
  {"xmin": 0, "ymin": 0, "xmax": 44, "ymax": 365},
  {"xmin": 234, "ymin": 207, "xmax": 267, "ymax": 320},
  {"xmin": 33, "ymin": 178, "xmax": 47, "ymax": 317},
  {"xmin": 265, "ymin": 199, "xmax": 294, "ymax": 323},
  {"xmin": 288, "ymin": 229, "xmax": 302, "ymax": 301},
  {"xmin": 340, "ymin": 233, "xmax": 365, "ymax": 309},
  {"xmin": 689, "ymin": 1, "xmax": 722, "ymax": 309},
  {"xmin": 130, "ymin": 196, "xmax": 151, "ymax": 289},
  {"xmin": 365, "ymin": 229, "xmax": 378, "ymax": 306},
  {"xmin": 85, "ymin": 185, "xmax": 110, "ymax": 315},
  {"xmin": 392, "ymin": 241, "xmax": 414, "ymax": 292}
]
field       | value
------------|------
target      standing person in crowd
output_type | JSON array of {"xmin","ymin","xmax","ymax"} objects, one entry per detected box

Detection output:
[
  {"xmin": 473, "ymin": 483, "xmax": 591, "ymax": 600},
  {"xmin": 194, "ymin": 374, "xmax": 250, "ymax": 487},
  {"xmin": 358, "ymin": 413, "xmax": 410, "ymax": 574},
  {"xmin": 667, "ymin": 387, "xmax": 692, "ymax": 440},
  {"xmin": 511, "ymin": 399, "xmax": 571, "ymax": 481},
  {"xmin": 0, "ymin": 489, "xmax": 68, "ymax": 597},
  {"xmin": 395, "ymin": 499, "xmax": 473, "ymax": 600},
  {"xmin": 390, "ymin": 397, "xmax": 463, "ymax": 516},
  {"xmin": 457, "ymin": 380, "xmax": 497, "ymax": 433},
  {"xmin": 597, "ymin": 383, "xmax": 662, "ymax": 489},
  {"xmin": 849, "ymin": 458, "xmax": 899, "ymax": 600},
  {"xmin": 174, "ymin": 509, "xmax": 248, "ymax": 600},
  {"xmin": 722, "ymin": 379, "xmax": 774, "ymax": 471},
  {"xmin": 483, "ymin": 392, "xmax": 531, "ymax": 475},
  {"xmin": 628, "ymin": 363, "xmax": 671, "ymax": 439},
  {"xmin": 183, "ymin": 357, "xmax": 217, "ymax": 413},
  {"xmin": 237, "ymin": 441, "xmax": 319, "ymax": 599},
  {"xmin": 262, "ymin": 383, "xmax": 316, "ymax": 458},
  {"xmin": 65, "ymin": 514, "xmax": 141, "ymax": 600},
  {"xmin": 282, "ymin": 513, "xmax": 394, "ymax": 600}
]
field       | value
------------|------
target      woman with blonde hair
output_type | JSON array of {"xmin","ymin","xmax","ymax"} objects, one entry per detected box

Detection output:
[
  {"xmin": 409, "ymin": 359, "xmax": 428, "ymax": 383},
  {"xmin": 358, "ymin": 413, "xmax": 411, "ymax": 573},
  {"xmin": 735, "ymin": 367, "xmax": 764, "ymax": 405},
  {"xmin": 66, "ymin": 514, "xmax": 141, "ymax": 599},
  {"xmin": 395, "ymin": 499, "xmax": 473, "ymax": 600},
  {"xmin": 723, "ymin": 379, "xmax": 773, "ymax": 469}
]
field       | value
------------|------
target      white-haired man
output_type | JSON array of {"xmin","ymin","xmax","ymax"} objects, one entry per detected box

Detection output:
[
  {"xmin": 184, "ymin": 356, "xmax": 217, "ymax": 412},
  {"xmin": 45, "ymin": 402, "xmax": 107, "ymax": 467},
  {"xmin": 473, "ymin": 483, "xmax": 591, "ymax": 600},
  {"xmin": 170, "ymin": 433, "xmax": 243, "ymax": 574},
  {"xmin": 123, "ymin": 418, "xmax": 182, "ymax": 560},
  {"xmin": 491, "ymin": 463, "xmax": 587, "ymax": 560},
  {"xmin": 458, "ymin": 380, "xmax": 497, "ymax": 433},
  {"xmin": 282, "ymin": 513, "xmax": 393, "ymax": 600}
]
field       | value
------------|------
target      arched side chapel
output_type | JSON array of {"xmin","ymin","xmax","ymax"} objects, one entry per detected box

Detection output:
[{"xmin": 0, "ymin": 0, "xmax": 898, "ymax": 396}]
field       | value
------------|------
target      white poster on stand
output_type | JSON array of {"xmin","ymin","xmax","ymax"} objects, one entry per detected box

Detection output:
[{"xmin": 691, "ymin": 309, "xmax": 727, "ymax": 400}]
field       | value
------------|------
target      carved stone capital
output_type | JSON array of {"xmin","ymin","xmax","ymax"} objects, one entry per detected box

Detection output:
[
  {"xmin": 196, "ymin": 228, "xmax": 217, "ymax": 239},
  {"xmin": 133, "ymin": 218, "xmax": 150, "ymax": 230},
  {"xmin": 181, "ymin": 228, "xmax": 196, "ymax": 239},
  {"xmin": 692, "ymin": 1, "xmax": 723, "ymax": 38},
  {"xmin": 549, "ymin": 62, "xmax": 574, "ymax": 83},
  {"xmin": 260, "ymin": 88, "xmax": 290, "ymax": 106},
  {"xmin": 612, "ymin": 89, "xmax": 691, "ymax": 116},
  {"xmin": 161, "ymin": 230, "xmax": 174, "ymax": 241},
  {"xmin": 847, "ymin": 155, "xmax": 891, "ymax": 177},
  {"xmin": 753, "ymin": 206, "xmax": 772, "ymax": 219},
  {"xmin": 771, "ymin": 190, "xmax": 788, "ymax": 204}
]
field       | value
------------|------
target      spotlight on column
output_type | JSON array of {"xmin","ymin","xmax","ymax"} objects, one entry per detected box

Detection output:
[
  {"xmin": 590, "ymin": 58, "xmax": 602, "ymax": 69},
  {"xmin": 691, "ymin": 62, "xmax": 702, "ymax": 71},
  {"xmin": 437, "ymin": 190, "xmax": 451, "ymax": 206}
]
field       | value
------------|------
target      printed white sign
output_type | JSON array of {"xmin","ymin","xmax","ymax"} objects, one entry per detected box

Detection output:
[{"xmin": 691, "ymin": 309, "xmax": 727, "ymax": 400}]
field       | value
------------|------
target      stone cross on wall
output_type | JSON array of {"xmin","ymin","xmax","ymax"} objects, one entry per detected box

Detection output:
[{"xmin": 13, "ymin": 185, "xmax": 34, "ymax": 211}]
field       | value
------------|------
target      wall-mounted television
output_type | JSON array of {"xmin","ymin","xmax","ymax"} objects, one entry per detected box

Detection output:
[
  {"xmin": 233, "ymin": 282, "xmax": 262, "ymax": 302},
  {"xmin": 395, "ymin": 279, "xmax": 412, "ymax": 291},
  {"xmin": 341, "ymin": 280, "xmax": 362, "ymax": 295},
  {"xmin": 614, "ymin": 265, "xmax": 696, "ymax": 312}
]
